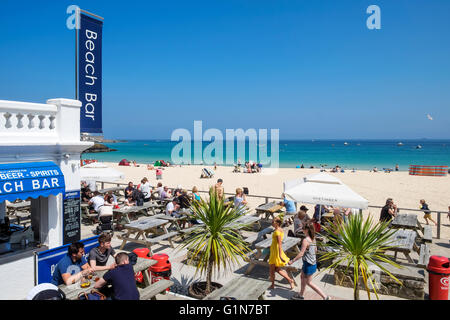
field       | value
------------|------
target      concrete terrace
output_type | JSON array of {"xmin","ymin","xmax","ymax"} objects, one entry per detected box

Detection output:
[{"xmin": 80, "ymin": 215, "xmax": 448, "ymax": 301}]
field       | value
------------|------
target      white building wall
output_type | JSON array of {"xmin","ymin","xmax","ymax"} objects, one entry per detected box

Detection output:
[
  {"xmin": 0, "ymin": 256, "xmax": 34, "ymax": 300},
  {"xmin": 0, "ymin": 98, "xmax": 93, "ymax": 299}
]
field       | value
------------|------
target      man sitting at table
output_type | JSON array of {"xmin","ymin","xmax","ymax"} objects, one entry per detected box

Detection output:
[
  {"xmin": 94, "ymin": 252, "xmax": 140, "ymax": 300},
  {"xmin": 88, "ymin": 191, "xmax": 105, "ymax": 215},
  {"xmin": 166, "ymin": 199, "xmax": 181, "ymax": 217},
  {"xmin": 160, "ymin": 186, "xmax": 171, "ymax": 200},
  {"xmin": 124, "ymin": 182, "xmax": 135, "ymax": 200},
  {"xmin": 89, "ymin": 233, "xmax": 117, "ymax": 272},
  {"xmin": 51, "ymin": 242, "xmax": 93, "ymax": 286},
  {"xmin": 176, "ymin": 190, "xmax": 191, "ymax": 211}
]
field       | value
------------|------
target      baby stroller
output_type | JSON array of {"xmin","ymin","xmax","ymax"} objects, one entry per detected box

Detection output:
[{"xmin": 95, "ymin": 205, "xmax": 114, "ymax": 235}]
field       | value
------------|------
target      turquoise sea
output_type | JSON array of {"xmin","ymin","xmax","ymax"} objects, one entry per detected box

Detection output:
[{"xmin": 83, "ymin": 140, "xmax": 450, "ymax": 171}]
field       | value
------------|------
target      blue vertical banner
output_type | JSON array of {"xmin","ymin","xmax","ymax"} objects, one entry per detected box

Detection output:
[{"xmin": 78, "ymin": 13, "xmax": 103, "ymax": 134}]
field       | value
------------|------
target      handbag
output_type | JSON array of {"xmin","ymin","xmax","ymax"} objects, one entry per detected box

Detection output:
[{"xmin": 78, "ymin": 289, "xmax": 107, "ymax": 300}]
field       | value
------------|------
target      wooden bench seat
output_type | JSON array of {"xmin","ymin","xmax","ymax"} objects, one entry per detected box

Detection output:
[
  {"xmin": 244, "ymin": 227, "xmax": 274, "ymax": 246},
  {"xmin": 147, "ymin": 231, "xmax": 179, "ymax": 243},
  {"xmin": 203, "ymin": 276, "xmax": 271, "ymax": 300},
  {"xmin": 179, "ymin": 226, "xmax": 202, "ymax": 234},
  {"xmin": 421, "ymin": 225, "xmax": 433, "ymax": 243},
  {"xmin": 139, "ymin": 279, "xmax": 174, "ymax": 300},
  {"xmin": 417, "ymin": 243, "xmax": 430, "ymax": 268}
]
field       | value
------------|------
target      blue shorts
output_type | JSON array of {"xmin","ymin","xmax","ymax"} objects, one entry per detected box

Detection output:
[{"xmin": 302, "ymin": 261, "xmax": 317, "ymax": 276}]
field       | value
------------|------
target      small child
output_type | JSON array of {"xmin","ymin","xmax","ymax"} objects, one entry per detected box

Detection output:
[{"xmin": 420, "ymin": 199, "xmax": 437, "ymax": 226}]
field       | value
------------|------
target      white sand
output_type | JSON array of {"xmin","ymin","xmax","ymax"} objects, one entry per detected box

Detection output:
[{"xmin": 101, "ymin": 162, "xmax": 450, "ymax": 238}]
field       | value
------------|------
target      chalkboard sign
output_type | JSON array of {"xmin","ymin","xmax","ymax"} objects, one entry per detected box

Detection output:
[{"xmin": 63, "ymin": 190, "xmax": 81, "ymax": 245}]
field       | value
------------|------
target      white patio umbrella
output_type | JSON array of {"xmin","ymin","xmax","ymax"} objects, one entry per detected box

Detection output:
[
  {"xmin": 283, "ymin": 172, "xmax": 369, "ymax": 210},
  {"xmin": 80, "ymin": 162, "xmax": 125, "ymax": 183}
]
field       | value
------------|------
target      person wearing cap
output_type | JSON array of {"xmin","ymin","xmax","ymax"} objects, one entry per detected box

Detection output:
[
  {"xmin": 213, "ymin": 179, "xmax": 224, "ymax": 200},
  {"xmin": 293, "ymin": 206, "xmax": 311, "ymax": 237}
]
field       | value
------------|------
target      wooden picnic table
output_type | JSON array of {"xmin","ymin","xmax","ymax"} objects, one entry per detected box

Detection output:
[
  {"xmin": 59, "ymin": 257, "xmax": 157, "ymax": 300},
  {"xmin": 113, "ymin": 202, "xmax": 164, "ymax": 226},
  {"xmin": 228, "ymin": 215, "xmax": 261, "ymax": 230},
  {"xmin": 391, "ymin": 213, "xmax": 420, "ymax": 230},
  {"xmin": 390, "ymin": 213, "xmax": 432, "ymax": 243},
  {"xmin": 204, "ymin": 276, "xmax": 271, "ymax": 300},
  {"xmin": 98, "ymin": 186, "xmax": 124, "ymax": 195},
  {"xmin": 117, "ymin": 218, "xmax": 178, "ymax": 255},
  {"xmin": 255, "ymin": 202, "xmax": 284, "ymax": 220},
  {"xmin": 387, "ymin": 229, "xmax": 419, "ymax": 264},
  {"xmin": 245, "ymin": 235, "xmax": 301, "ymax": 276}
]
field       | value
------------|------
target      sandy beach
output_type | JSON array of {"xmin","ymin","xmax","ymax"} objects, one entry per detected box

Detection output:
[{"xmin": 100, "ymin": 162, "xmax": 450, "ymax": 239}]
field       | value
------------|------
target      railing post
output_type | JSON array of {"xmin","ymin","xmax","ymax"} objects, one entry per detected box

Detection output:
[{"xmin": 437, "ymin": 212, "xmax": 441, "ymax": 239}]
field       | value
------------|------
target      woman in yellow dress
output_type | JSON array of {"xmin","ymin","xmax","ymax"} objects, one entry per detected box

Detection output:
[{"xmin": 269, "ymin": 217, "xmax": 295, "ymax": 289}]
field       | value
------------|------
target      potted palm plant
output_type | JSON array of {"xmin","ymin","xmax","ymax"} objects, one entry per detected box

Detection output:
[
  {"xmin": 318, "ymin": 213, "xmax": 403, "ymax": 300},
  {"xmin": 178, "ymin": 187, "xmax": 252, "ymax": 299}
]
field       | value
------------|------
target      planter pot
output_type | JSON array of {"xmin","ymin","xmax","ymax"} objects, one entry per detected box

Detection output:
[{"xmin": 188, "ymin": 281, "xmax": 222, "ymax": 299}]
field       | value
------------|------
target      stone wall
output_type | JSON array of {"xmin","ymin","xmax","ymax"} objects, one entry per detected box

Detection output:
[{"xmin": 334, "ymin": 260, "xmax": 425, "ymax": 300}]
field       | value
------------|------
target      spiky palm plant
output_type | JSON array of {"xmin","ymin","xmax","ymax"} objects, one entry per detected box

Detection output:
[
  {"xmin": 178, "ymin": 187, "xmax": 252, "ymax": 294},
  {"xmin": 319, "ymin": 213, "xmax": 403, "ymax": 300}
]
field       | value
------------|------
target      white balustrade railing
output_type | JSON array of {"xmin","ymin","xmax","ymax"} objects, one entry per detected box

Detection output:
[{"xmin": 0, "ymin": 100, "xmax": 58, "ymax": 138}]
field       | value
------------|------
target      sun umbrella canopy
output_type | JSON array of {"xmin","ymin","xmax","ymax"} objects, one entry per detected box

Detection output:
[
  {"xmin": 80, "ymin": 162, "xmax": 125, "ymax": 182},
  {"xmin": 283, "ymin": 172, "xmax": 369, "ymax": 209}
]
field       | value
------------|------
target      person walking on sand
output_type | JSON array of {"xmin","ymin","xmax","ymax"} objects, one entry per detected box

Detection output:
[
  {"xmin": 269, "ymin": 218, "xmax": 295, "ymax": 290},
  {"xmin": 420, "ymin": 199, "xmax": 437, "ymax": 226},
  {"xmin": 288, "ymin": 222, "xmax": 330, "ymax": 300}
]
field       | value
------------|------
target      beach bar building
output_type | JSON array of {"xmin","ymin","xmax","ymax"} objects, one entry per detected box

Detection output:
[{"xmin": 0, "ymin": 98, "xmax": 93, "ymax": 299}]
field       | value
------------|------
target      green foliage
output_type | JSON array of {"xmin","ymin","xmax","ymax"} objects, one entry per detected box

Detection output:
[
  {"xmin": 319, "ymin": 213, "xmax": 403, "ymax": 300},
  {"xmin": 178, "ymin": 187, "xmax": 252, "ymax": 293}
]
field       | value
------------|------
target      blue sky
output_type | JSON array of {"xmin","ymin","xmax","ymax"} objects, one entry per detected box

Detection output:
[{"xmin": 0, "ymin": 0, "xmax": 449, "ymax": 140}]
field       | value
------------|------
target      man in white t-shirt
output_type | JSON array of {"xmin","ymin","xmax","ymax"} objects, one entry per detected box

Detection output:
[
  {"xmin": 88, "ymin": 191, "xmax": 105, "ymax": 214},
  {"xmin": 166, "ymin": 199, "xmax": 180, "ymax": 217}
]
